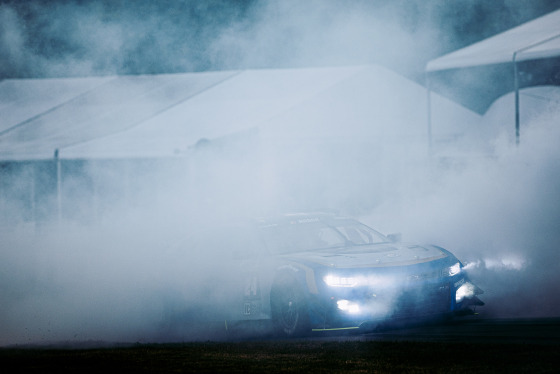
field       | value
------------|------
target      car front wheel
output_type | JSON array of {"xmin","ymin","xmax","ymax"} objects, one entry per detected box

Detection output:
[{"xmin": 270, "ymin": 279, "xmax": 310, "ymax": 337}]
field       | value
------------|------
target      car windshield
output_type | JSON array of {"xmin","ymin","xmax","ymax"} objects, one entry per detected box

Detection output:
[{"xmin": 259, "ymin": 217, "xmax": 389, "ymax": 254}]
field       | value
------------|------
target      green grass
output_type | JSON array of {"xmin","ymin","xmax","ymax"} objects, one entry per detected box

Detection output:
[{"xmin": 2, "ymin": 340, "xmax": 559, "ymax": 373}]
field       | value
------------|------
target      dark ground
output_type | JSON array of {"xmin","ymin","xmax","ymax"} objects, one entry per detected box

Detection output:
[{"xmin": 2, "ymin": 318, "xmax": 559, "ymax": 373}]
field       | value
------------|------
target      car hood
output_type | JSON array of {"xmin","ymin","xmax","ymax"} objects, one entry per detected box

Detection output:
[{"xmin": 282, "ymin": 243, "xmax": 448, "ymax": 269}]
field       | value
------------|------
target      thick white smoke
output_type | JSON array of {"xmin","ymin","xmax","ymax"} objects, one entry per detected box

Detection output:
[
  {"xmin": 1, "ymin": 1, "xmax": 560, "ymax": 346},
  {"xmin": 363, "ymin": 90, "xmax": 560, "ymax": 318},
  {"xmin": 2, "ymin": 90, "xmax": 558, "ymax": 346},
  {"xmin": 7, "ymin": 0, "xmax": 548, "ymax": 80}
]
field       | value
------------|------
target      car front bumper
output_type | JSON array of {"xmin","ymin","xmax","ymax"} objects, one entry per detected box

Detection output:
[{"xmin": 308, "ymin": 277, "xmax": 484, "ymax": 332}]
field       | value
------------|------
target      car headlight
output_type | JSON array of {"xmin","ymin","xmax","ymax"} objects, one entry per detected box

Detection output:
[
  {"xmin": 337, "ymin": 299, "xmax": 361, "ymax": 314},
  {"xmin": 443, "ymin": 262, "xmax": 462, "ymax": 277},
  {"xmin": 323, "ymin": 274, "xmax": 359, "ymax": 287},
  {"xmin": 456, "ymin": 282, "xmax": 476, "ymax": 303}
]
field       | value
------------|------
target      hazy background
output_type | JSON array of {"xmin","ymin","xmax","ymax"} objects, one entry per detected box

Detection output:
[
  {"xmin": 1, "ymin": 0, "xmax": 560, "ymax": 345},
  {"xmin": 2, "ymin": 0, "xmax": 560, "ymax": 80}
]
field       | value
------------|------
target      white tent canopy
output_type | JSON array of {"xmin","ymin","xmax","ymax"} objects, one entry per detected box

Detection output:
[
  {"xmin": 0, "ymin": 76, "xmax": 113, "ymax": 134},
  {"xmin": 258, "ymin": 65, "xmax": 477, "ymax": 144},
  {"xmin": 59, "ymin": 66, "xmax": 362, "ymax": 159},
  {"xmin": 0, "ymin": 71, "xmax": 238, "ymax": 160},
  {"xmin": 426, "ymin": 9, "xmax": 560, "ymax": 72},
  {"xmin": 0, "ymin": 65, "xmax": 480, "ymax": 161}
]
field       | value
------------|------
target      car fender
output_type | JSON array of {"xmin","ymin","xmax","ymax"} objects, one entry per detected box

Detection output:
[{"xmin": 272, "ymin": 262, "xmax": 319, "ymax": 296}]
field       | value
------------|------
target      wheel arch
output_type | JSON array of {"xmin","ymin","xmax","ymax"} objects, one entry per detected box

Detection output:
[
  {"xmin": 271, "ymin": 263, "xmax": 318, "ymax": 296},
  {"xmin": 269, "ymin": 268, "xmax": 312, "ymax": 337}
]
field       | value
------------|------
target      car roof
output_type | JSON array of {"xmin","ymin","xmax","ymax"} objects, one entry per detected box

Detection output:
[{"xmin": 255, "ymin": 211, "xmax": 353, "ymax": 227}]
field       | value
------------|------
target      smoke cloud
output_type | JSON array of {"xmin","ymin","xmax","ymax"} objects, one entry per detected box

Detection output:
[
  {"xmin": 363, "ymin": 91, "xmax": 560, "ymax": 318},
  {"xmin": 1, "ymin": 0, "xmax": 560, "ymax": 346},
  {"xmin": 3, "ymin": 0, "xmax": 559, "ymax": 79}
]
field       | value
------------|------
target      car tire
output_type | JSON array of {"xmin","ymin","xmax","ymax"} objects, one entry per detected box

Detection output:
[{"xmin": 270, "ymin": 278, "xmax": 310, "ymax": 337}]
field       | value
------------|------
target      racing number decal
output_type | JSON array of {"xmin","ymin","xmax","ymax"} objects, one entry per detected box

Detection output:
[
  {"xmin": 244, "ymin": 275, "xmax": 259, "ymax": 298},
  {"xmin": 243, "ymin": 274, "xmax": 260, "ymax": 316}
]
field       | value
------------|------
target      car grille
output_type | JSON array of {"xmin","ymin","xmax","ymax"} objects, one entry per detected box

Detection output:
[{"xmin": 391, "ymin": 283, "xmax": 450, "ymax": 318}]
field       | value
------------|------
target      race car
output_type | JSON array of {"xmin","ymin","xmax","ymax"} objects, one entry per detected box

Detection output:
[{"xmin": 174, "ymin": 212, "xmax": 484, "ymax": 337}]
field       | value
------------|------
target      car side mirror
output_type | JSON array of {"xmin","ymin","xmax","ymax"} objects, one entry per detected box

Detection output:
[{"xmin": 387, "ymin": 233, "xmax": 402, "ymax": 242}]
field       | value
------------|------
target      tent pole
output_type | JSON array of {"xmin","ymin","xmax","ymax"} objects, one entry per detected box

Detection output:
[
  {"xmin": 92, "ymin": 163, "xmax": 99, "ymax": 224},
  {"xmin": 426, "ymin": 72, "xmax": 433, "ymax": 154},
  {"xmin": 511, "ymin": 33, "xmax": 560, "ymax": 146},
  {"xmin": 54, "ymin": 149, "xmax": 62, "ymax": 223},
  {"xmin": 30, "ymin": 164, "xmax": 36, "ymax": 224},
  {"xmin": 513, "ymin": 52, "xmax": 520, "ymax": 145}
]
